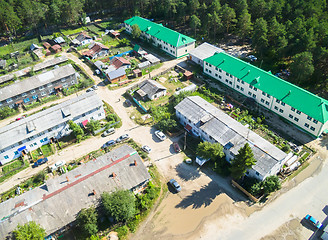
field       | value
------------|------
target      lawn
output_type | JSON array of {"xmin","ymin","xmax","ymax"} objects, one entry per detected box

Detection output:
[
  {"xmin": 87, "ymin": 25, "xmax": 105, "ymax": 35},
  {"xmin": 0, "ymin": 37, "xmax": 40, "ymax": 57},
  {"xmin": 31, "ymin": 144, "xmax": 54, "ymax": 160},
  {"xmin": 61, "ymin": 26, "xmax": 86, "ymax": 36},
  {"xmin": 1, "ymin": 159, "xmax": 24, "ymax": 174}
]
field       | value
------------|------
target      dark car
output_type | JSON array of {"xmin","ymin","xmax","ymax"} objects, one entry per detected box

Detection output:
[
  {"xmin": 116, "ymin": 134, "xmax": 130, "ymax": 143},
  {"xmin": 102, "ymin": 140, "xmax": 116, "ymax": 149},
  {"xmin": 169, "ymin": 179, "xmax": 181, "ymax": 192},
  {"xmin": 32, "ymin": 157, "xmax": 48, "ymax": 168},
  {"xmin": 173, "ymin": 142, "xmax": 181, "ymax": 153}
]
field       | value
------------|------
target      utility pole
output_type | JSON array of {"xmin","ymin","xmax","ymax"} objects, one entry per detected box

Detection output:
[{"xmin": 184, "ymin": 131, "xmax": 187, "ymax": 151}]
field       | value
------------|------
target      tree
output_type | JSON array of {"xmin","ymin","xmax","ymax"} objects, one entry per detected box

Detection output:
[
  {"xmin": 290, "ymin": 52, "xmax": 314, "ymax": 84},
  {"xmin": 76, "ymin": 207, "xmax": 98, "ymax": 237},
  {"xmin": 262, "ymin": 175, "xmax": 281, "ymax": 194},
  {"xmin": 13, "ymin": 221, "xmax": 46, "ymax": 240},
  {"xmin": 101, "ymin": 190, "xmax": 136, "ymax": 222},
  {"xmin": 252, "ymin": 18, "xmax": 268, "ymax": 57},
  {"xmin": 0, "ymin": 0, "xmax": 21, "ymax": 36},
  {"xmin": 236, "ymin": 9, "xmax": 252, "ymax": 39},
  {"xmin": 156, "ymin": 118, "xmax": 177, "ymax": 132},
  {"xmin": 190, "ymin": 15, "xmax": 201, "ymax": 37},
  {"xmin": 267, "ymin": 17, "xmax": 288, "ymax": 58},
  {"xmin": 196, "ymin": 142, "xmax": 224, "ymax": 161},
  {"xmin": 86, "ymin": 120, "xmax": 101, "ymax": 133},
  {"xmin": 221, "ymin": 4, "xmax": 237, "ymax": 33},
  {"xmin": 230, "ymin": 143, "xmax": 257, "ymax": 180},
  {"xmin": 68, "ymin": 120, "xmax": 84, "ymax": 142},
  {"xmin": 188, "ymin": 0, "xmax": 200, "ymax": 15},
  {"xmin": 132, "ymin": 24, "xmax": 141, "ymax": 39},
  {"xmin": 211, "ymin": 11, "xmax": 222, "ymax": 42}
]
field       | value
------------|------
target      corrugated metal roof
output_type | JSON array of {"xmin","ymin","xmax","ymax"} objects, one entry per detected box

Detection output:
[
  {"xmin": 189, "ymin": 42, "xmax": 224, "ymax": 61},
  {"xmin": 175, "ymin": 96, "xmax": 288, "ymax": 177},
  {"xmin": 0, "ymin": 92, "xmax": 102, "ymax": 150},
  {"xmin": 125, "ymin": 16, "xmax": 195, "ymax": 48},
  {"xmin": 0, "ymin": 145, "xmax": 150, "ymax": 239},
  {"xmin": 204, "ymin": 52, "xmax": 328, "ymax": 123},
  {"xmin": 107, "ymin": 67, "xmax": 126, "ymax": 80},
  {"xmin": 0, "ymin": 64, "xmax": 76, "ymax": 102},
  {"xmin": 139, "ymin": 79, "xmax": 166, "ymax": 98}
]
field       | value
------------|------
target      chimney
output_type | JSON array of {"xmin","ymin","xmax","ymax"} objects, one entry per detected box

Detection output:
[
  {"xmin": 93, "ymin": 189, "xmax": 96, "ymax": 195},
  {"xmin": 66, "ymin": 176, "xmax": 69, "ymax": 182},
  {"xmin": 134, "ymin": 160, "xmax": 137, "ymax": 166}
]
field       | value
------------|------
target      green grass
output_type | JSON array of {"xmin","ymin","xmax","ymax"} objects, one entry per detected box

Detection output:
[
  {"xmin": 141, "ymin": 62, "xmax": 163, "ymax": 76},
  {"xmin": 61, "ymin": 27, "xmax": 86, "ymax": 36},
  {"xmin": 87, "ymin": 25, "xmax": 104, "ymax": 35},
  {"xmin": 2, "ymin": 159, "xmax": 24, "ymax": 174},
  {"xmin": 41, "ymin": 144, "xmax": 54, "ymax": 157},
  {"xmin": 0, "ymin": 160, "xmax": 29, "ymax": 184},
  {"xmin": 0, "ymin": 36, "xmax": 39, "ymax": 57}
]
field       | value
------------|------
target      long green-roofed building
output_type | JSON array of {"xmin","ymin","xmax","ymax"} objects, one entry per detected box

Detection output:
[
  {"xmin": 203, "ymin": 52, "xmax": 328, "ymax": 137},
  {"xmin": 124, "ymin": 16, "xmax": 195, "ymax": 58}
]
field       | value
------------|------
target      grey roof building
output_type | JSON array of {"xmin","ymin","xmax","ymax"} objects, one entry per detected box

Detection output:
[
  {"xmin": 189, "ymin": 42, "xmax": 224, "ymax": 66},
  {"xmin": 107, "ymin": 67, "xmax": 126, "ymax": 82},
  {"xmin": 0, "ymin": 92, "xmax": 105, "ymax": 165},
  {"xmin": 0, "ymin": 64, "xmax": 77, "ymax": 108},
  {"xmin": 143, "ymin": 54, "xmax": 160, "ymax": 65},
  {"xmin": 175, "ymin": 96, "xmax": 293, "ymax": 180},
  {"xmin": 136, "ymin": 79, "xmax": 167, "ymax": 100},
  {"xmin": 0, "ymin": 145, "xmax": 150, "ymax": 239}
]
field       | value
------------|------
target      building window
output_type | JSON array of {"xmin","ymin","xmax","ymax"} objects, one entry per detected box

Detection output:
[
  {"xmin": 254, "ymin": 87, "xmax": 257, "ymax": 91},
  {"xmin": 313, "ymin": 119, "xmax": 318, "ymax": 124},
  {"xmin": 236, "ymin": 85, "xmax": 240, "ymax": 89},
  {"xmin": 4, "ymin": 155, "xmax": 9, "ymax": 159},
  {"xmin": 21, "ymin": 93, "xmax": 27, "ymax": 97},
  {"xmin": 41, "ymin": 92, "xmax": 46, "ymax": 96},
  {"xmin": 205, "ymin": 68, "xmax": 208, "ymax": 72},
  {"xmin": 225, "ymin": 79, "xmax": 229, "ymax": 83},
  {"xmin": 219, "ymin": 75, "xmax": 222, "ymax": 79},
  {"xmin": 248, "ymin": 91, "xmax": 252, "ymax": 96},
  {"xmin": 71, "ymin": 80, "xmax": 75, "ymax": 84},
  {"xmin": 240, "ymin": 87, "xmax": 244, "ymax": 91},
  {"xmin": 61, "ymin": 78, "xmax": 66, "ymax": 82},
  {"xmin": 274, "ymin": 106, "xmax": 278, "ymax": 110},
  {"xmin": 289, "ymin": 114, "xmax": 293, "ymax": 119},
  {"xmin": 296, "ymin": 110, "xmax": 301, "ymax": 114},
  {"xmin": 276, "ymin": 99, "xmax": 280, "ymax": 103},
  {"xmin": 47, "ymin": 83, "xmax": 53, "ymax": 87},
  {"xmin": 307, "ymin": 116, "xmax": 312, "ymax": 121},
  {"xmin": 262, "ymin": 92, "xmax": 266, "ymax": 96},
  {"xmin": 229, "ymin": 81, "xmax": 232, "ymax": 85},
  {"xmin": 205, "ymin": 62, "xmax": 208, "ymax": 66},
  {"xmin": 249, "ymin": 85, "xmax": 253, "ymax": 89},
  {"xmin": 39, "ymin": 86, "xmax": 45, "ymax": 90},
  {"xmin": 219, "ymin": 69, "xmax": 222, "ymax": 72},
  {"xmin": 265, "ymin": 101, "xmax": 269, "ymax": 105},
  {"xmin": 252, "ymin": 94, "xmax": 256, "ymax": 98},
  {"xmin": 32, "ymin": 95, "xmax": 38, "ymax": 100},
  {"xmin": 281, "ymin": 102, "xmax": 285, "ymax": 106},
  {"xmin": 304, "ymin": 123, "xmax": 309, "ymax": 128},
  {"xmin": 23, "ymin": 98, "xmax": 30, "ymax": 103},
  {"xmin": 279, "ymin": 109, "xmax": 284, "ymax": 113},
  {"xmin": 267, "ymin": 94, "xmax": 270, "ymax": 98},
  {"xmin": 6, "ymin": 98, "xmax": 13, "ymax": 103},
  {"xmin": 209, "ymin": 64, "xmax": 212, "ymax": 67},
  {"xmin": 256, "ymin": 171, "xmax": 259, "ymax": 176},
  {"xmin": 310, "ymin": 126, "xmax": 316, "ymax": 131},
  {"xmin": 209, "ymin": 70, "xmax": 212, "ymax": 73},
  {"xmin": 291, "ymin": 107, "xmax": 295, "ymax": 111},
  {"xmin": 215, "ymin": 73, "xmax": 218, "ymax": 77},
  {"xmin": 226, "ymin": 73, "xmax": 229, "ymax": 76},
  {"xmin": 237, "ymin": 79, "xmax": 240, "ymax": 82},
  {"xmin": 261, "ymin": 98, "xmax": 265, "ymax": 103},
  {"xmin": 215, "ymin": 67, "xmax": 218, "ymax": 71},
  {"xmin": 14, "ymin": 151, "xmax": 19, "ymax": 155},
  {"xmin": 294, "ymin": 117, "xmax": 299, "ymax": 122},
  {"xmin": 30, "ymin": 89, "xmax": 36, "ymax": 94},
  {"xmin": 241, "ymin": 80, "xmax": 244, "ymax": 84}
]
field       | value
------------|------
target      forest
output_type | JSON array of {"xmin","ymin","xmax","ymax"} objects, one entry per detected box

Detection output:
[{"xmin": 0, "ymin": 0, "xmax": 328, "ymax": 96}]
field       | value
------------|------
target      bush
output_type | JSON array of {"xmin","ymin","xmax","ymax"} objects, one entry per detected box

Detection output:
[
  {"xmin": 127, "ymin": 215, "xmax": 141, "ymax": 233},
  {"xmin": 116, "ymin": 225, "xmax": 129, "ymax": 239},
  {"xmin": 281, "ymin": 144, "xmax": 290, "ymax": 153}
]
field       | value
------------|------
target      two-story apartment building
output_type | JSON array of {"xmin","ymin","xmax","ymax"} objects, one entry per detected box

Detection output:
[
  {"xmin": 0, "ymin": 92, "xmax": 105, "ymax": 165},
  {"xmin": 175, "ymin": 96, "xmax": 293, "ymax": 181},
  {"xmin": 124, "ymin": 16, "xmax": 195, "ymax": 58},
  {"xmin": 203, "ymin": 52, "xmax": 328, "ymax": 138},
  {"xmin": 0, "ymin": 64, "xmax": 77, "ymax": 108}
]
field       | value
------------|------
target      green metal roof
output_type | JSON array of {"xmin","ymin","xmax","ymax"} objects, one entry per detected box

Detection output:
[
  {"xmin": 204, "ymin": 52, "xmax": 328, "ymax": 123},
  {"xmin": 124, "ymin": 16, "xmax": 195, "ymax": 48}
]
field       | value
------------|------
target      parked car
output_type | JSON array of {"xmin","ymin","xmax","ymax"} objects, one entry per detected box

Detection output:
[
  {"xmin": 173, "ymin": 142, "xmax": 181, "ymax": 153},
  {"xmin": 155, "ymin": 130, "xmax": 166, "ymax": 141},
  {"xmin": 102, "ymin": 140, "xmax": 116, "ymax": 149},
  {"xmin": 32, "ymin": 157, "xmax": 48, "ymax": 168},
  {"xmin": 116, "ymin": 134, "xmax": 130, "ymax": 143},
  {"xmin": 125, "ymin": 99, "xmax": 132, "ymax": 107},
  {"xmin": 86, "ymin": 88, "xmax": 94, "ymax": 92},
  {"xmin": 92, "ymin": 85, "xmax": 98, "ymax": 90},
  {"xmin": 247, "ymin": 55, "xmax": 257, "ymax": 61},
  {"xmin": 168, "ymin": 179, "xmax": 181, "ymax": 192},
  {"xmin": 304, "ymin": 214, "xmax": 323, "ymax": 229},
  {"xmin": 55, "ymin": 160, "xmax": 66, "ymax": 168},
  {"xmin": 142, "ymin": 145, "xmax": 151, "ymax": 153},
  {"xmin": 102, "ymin": 128, "xmax": 115, "ymax": 137}
]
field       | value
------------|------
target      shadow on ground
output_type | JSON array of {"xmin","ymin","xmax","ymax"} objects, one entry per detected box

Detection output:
[
  {"xmin": 175, "ymin": 162, "xmax": 201, "ymax": 181},
  {"xmin": 175, "ymin": 181, "xmax": 221, "ymax": 209}
]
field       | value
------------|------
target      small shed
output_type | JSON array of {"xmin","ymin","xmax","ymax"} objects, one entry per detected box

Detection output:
[
  {"xmin": 43, "ymin": 42, "xmax": 51, "ymax": 49},
  {"xmin": 45, "ymin": 49, "xmax": 51, "ymax": 56},
  {"xmin": 133, "ymin": 69, "xmax": 142, "ymax": 78},
  {"xmin": 143, "ymin": 54, "xmax": 160, "ymax": 65},
  {"xmin": 138, "ymin": 61, "xmax": 151, "ymax": 70},
  {"xmin": 50, "ymin": 44, "xmax": 62, "ymax": 53},
  {"xmin": 107, "ymin": 67, "xmax": 126, "ymax": 83},
  {"xmin": 109, "ymin": 30, "xmax": 120, "ymax": 38},
  {"xmin": 137, "ymin": 79, "xmax": 167, "ymax": 100},
  {"xmin": 54, "ymin": 37, "xmax": 66, "ymax": 45},
  {"xmin": 183, "ymin": 71, "xmax": 193, "ymax": 80},
  {"xmin": 0, "ymin": 60, "xmax": 6, "ymax": 69}
]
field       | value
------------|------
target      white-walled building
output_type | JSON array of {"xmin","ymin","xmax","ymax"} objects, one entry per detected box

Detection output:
[
  {"xmin": 124, "ymin": 16, "xmax": 195, "ymax": 58},
  {"xmin": 189, "ymin": 42, "xmax": 224, "ymax": 66},
  {"xmin": 203, "ymin": 52, "xmax": 328, "ymax": 138},
  {"xmin": 0, "ymin": 92, "xmax": 105, "ymax": 165},
  {"xmin": 175, "ymin": 96, "xmax": 293, "ymax": 181}
]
